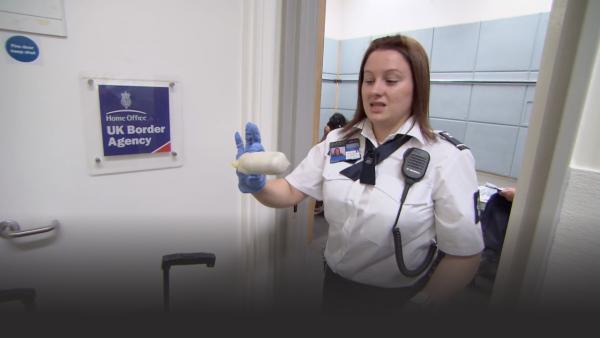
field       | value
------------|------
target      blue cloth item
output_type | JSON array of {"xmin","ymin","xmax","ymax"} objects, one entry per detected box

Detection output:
[
  {"xmin": 234, "ymin": 122, "xmax": 266, "ymax": 193},
  {"xmin": 476, "ymin": 192, "xmax": 512, "ymax": 281},
  {"xmin": 481, "ymin": 192, "xmax": 512, "ymax": 254}
]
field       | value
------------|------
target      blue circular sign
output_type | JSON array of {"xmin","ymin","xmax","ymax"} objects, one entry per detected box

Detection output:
[{"xmin": 5, "ymin": 35, "xmax": 39, "ymax": 62}]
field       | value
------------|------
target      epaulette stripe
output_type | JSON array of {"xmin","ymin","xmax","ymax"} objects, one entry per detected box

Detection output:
[{"xmin": 437, "ymin": 131, "xmax": 470, "ymax": 151}]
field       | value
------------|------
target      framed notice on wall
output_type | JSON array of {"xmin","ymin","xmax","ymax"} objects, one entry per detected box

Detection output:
[{"xmin": 81, "ymin": 77, "xmax": 183, "ymax": 176}]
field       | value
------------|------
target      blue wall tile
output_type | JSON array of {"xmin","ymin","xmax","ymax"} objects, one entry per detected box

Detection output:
[
  {"xmin": 511, "ymin": 127, "xmax": 529, "ymax": 177},
  {"xmin": 464, "ymin": 122, "xmax": 519, "ymax": 176},
  {"xmin": 430, "ymin": 84, "xmax": 472, "ymax": 120},
  {"xmin": 401, "ymin": 28, "xmax": 434, "ymax": 57},
  {"xmin": 522, "ymin": 86, "xmax": 536, "ymax": 126},
  {"xmin": 431, "ymin": 22, "xmax": 480, "ymax": 72},
  {"xmin": 475, "ymin": 14, "xmax": 539, "ymax": 71},
  {"xmin": 323, "ymin": 38, "xmax": 338, "ymax": 75},
  {"xmin": 528, "ymin": 71, "xmax": 539, "ymax": 81},
  {"xmin": 531, "ymin": 13, "xmax": 550, "ymax": 70},
  {"xmin": 469, "ymin": 85, "xmax": 527, "ymax": 124},
  {"xmin": 430, "ymin": 72, "xmax": 473, "ymax": 81},
  {"xmin": 339, "ymin": 37, "xmax": 371, "ymax": 75},
  {"xmin": 339, "ymin": 74, "xmax": 359, "ymax": 81},
  {"xmin": 338, "ymin": 80, "xmax": 358, "ymax": 110},
  {"xmin": 429, "ymin": 118, "xmax": 467, "ymax": 142},
  {"xmin": 473, "ymin": 71, "xmax": 530, "ymax": 82},
  {"xmin": 320, "ymin": 80, "xmax": 337, "ymax": 109}
]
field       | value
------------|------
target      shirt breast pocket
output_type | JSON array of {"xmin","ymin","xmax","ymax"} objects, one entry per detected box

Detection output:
[
  {"xmin": 374, "ymin": 174, "xmax": 433, "ymax": 206},
  {"xmin": 322, "ymin": 162, "xmax": 353, "ymax": 225}
]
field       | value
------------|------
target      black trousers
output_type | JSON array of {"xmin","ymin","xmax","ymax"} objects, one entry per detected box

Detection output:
[{"xmin": 321, "ymin": 264, "xmax": 427, "ymax": 315}]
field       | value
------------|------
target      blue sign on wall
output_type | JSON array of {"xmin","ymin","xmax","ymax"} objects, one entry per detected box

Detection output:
[
  {"xmin": 5, "ymin": 35, "xmax": 39, "ymax": 62},
  {"xmin": 98, "ymin": 85, "xmax": 171, "ymax": 156}
]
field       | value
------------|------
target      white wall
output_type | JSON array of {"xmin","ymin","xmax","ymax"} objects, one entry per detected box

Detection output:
[
  {"xmin": 572, "ymin": 37, "xmax": 600, "ymax": 172},
  {"xmin": 0, "ymin": 0, "xmax": 247, "ymax": 311},
  {"xmin": 325, "ymin": 0, "xmax": 552, "ymax": 39},
  {"xmin": 541, "ymin": 168, "xmax": 600, "ymax": 307},
  {"xmin": 324, "ymin": 0, "xmax": 344, "ymax": 39}
]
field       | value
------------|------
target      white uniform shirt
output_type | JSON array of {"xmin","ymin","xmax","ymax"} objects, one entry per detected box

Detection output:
[{"xmin": 286, "ymin": 117, "xmax": 484, "ymax": 288}]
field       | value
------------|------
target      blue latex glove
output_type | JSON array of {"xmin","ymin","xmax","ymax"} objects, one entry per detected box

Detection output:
[{"xmin": 234, "ymin": 122, "xmax": 266, "ymax": 193}]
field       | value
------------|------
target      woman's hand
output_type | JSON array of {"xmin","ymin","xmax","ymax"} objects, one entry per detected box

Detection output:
[
  {"xmin": 499, "ymin": 187, "xmax": 516, "ymax": 202},
  {"xmin": 234, "ymin": 122, "xmax": 266, "ymax": 193}
]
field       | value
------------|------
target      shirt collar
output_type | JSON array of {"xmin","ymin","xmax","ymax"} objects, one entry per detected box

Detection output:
[{"xmin": 353, "ymin": 117, "xmax": 426, "ymax": 146}]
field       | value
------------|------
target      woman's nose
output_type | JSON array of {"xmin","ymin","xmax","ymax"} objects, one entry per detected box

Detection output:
[{"xmin": 369, "ymin": 79, "xmax": 384, "ymax": 95}]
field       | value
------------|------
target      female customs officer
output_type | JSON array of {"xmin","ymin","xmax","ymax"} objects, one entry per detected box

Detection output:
[{"xmin": 234, "ymin": 35, "xmax": 484, "ymax": 313}]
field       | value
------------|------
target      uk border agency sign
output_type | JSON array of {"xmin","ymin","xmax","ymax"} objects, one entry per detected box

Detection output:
[{"xmin": 98, "ymin": 85, "xmax": 171, "ymax": 156}]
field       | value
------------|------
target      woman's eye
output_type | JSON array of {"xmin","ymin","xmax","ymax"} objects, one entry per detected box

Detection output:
[
  {"xmin": 364, "ymin": 79, "xmax": 374, "ymax": 84},
  {"xmin": 385, "ymin": 79, "xmax": 399, "ymax": 84}
]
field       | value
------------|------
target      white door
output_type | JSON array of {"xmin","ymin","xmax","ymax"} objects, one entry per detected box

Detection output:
[{"xmin": 0, "ymin": 0, "xmax": 248, "ymax": 312}]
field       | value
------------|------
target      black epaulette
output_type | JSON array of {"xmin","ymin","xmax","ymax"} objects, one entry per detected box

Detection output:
[{"xmin": 437, "ymin": 131, "xmax": 469, "ymax": 150}]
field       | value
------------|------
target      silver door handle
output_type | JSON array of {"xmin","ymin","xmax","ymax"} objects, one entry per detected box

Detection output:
[{"xmin": 0, "ymin": 220, "xmax": 58, "ymax": 239}]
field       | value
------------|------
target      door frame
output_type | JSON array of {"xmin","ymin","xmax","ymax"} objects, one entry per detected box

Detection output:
[
  {"xmin": 492, "ymin": 0, "xmax": 598, "ymax": 308},
  {"xmin": 239, "ymin": 0, "xmax": 282, "ymax": 311}
]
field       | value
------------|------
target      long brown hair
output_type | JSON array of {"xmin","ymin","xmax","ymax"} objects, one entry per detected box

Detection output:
[{"xmin": 341, "ymin": 34, "xmax": 435, "ymax": 142}]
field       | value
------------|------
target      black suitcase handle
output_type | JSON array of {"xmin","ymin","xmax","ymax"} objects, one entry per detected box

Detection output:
[
  {"xmin": 162, "ymin": 252, "xmax": 216, "ymax": 270},
  {"xmin": 162, "ymin": 252, "xmax": 216, "ymax": 312}
]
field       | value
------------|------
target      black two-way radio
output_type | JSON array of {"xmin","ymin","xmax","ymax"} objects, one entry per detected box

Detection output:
[{"xmin": 392, "ymin": 148, "xmax": 437, "ymax": 277}]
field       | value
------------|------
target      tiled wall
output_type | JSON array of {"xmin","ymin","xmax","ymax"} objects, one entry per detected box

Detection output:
[{"xmin": 320, "ymin": 12, "xmax": 549, "ymax": 178}]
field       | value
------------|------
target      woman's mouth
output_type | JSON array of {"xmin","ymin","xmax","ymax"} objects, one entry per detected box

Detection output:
[{"xmin": 370, "ymin": 102, "xmax": 386, "ymax": 113}]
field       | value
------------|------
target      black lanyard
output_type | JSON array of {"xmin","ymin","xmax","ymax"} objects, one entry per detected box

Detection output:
[{"xmin": 339, "ymin": 133, "xmax": 412, "ymax": 185}]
